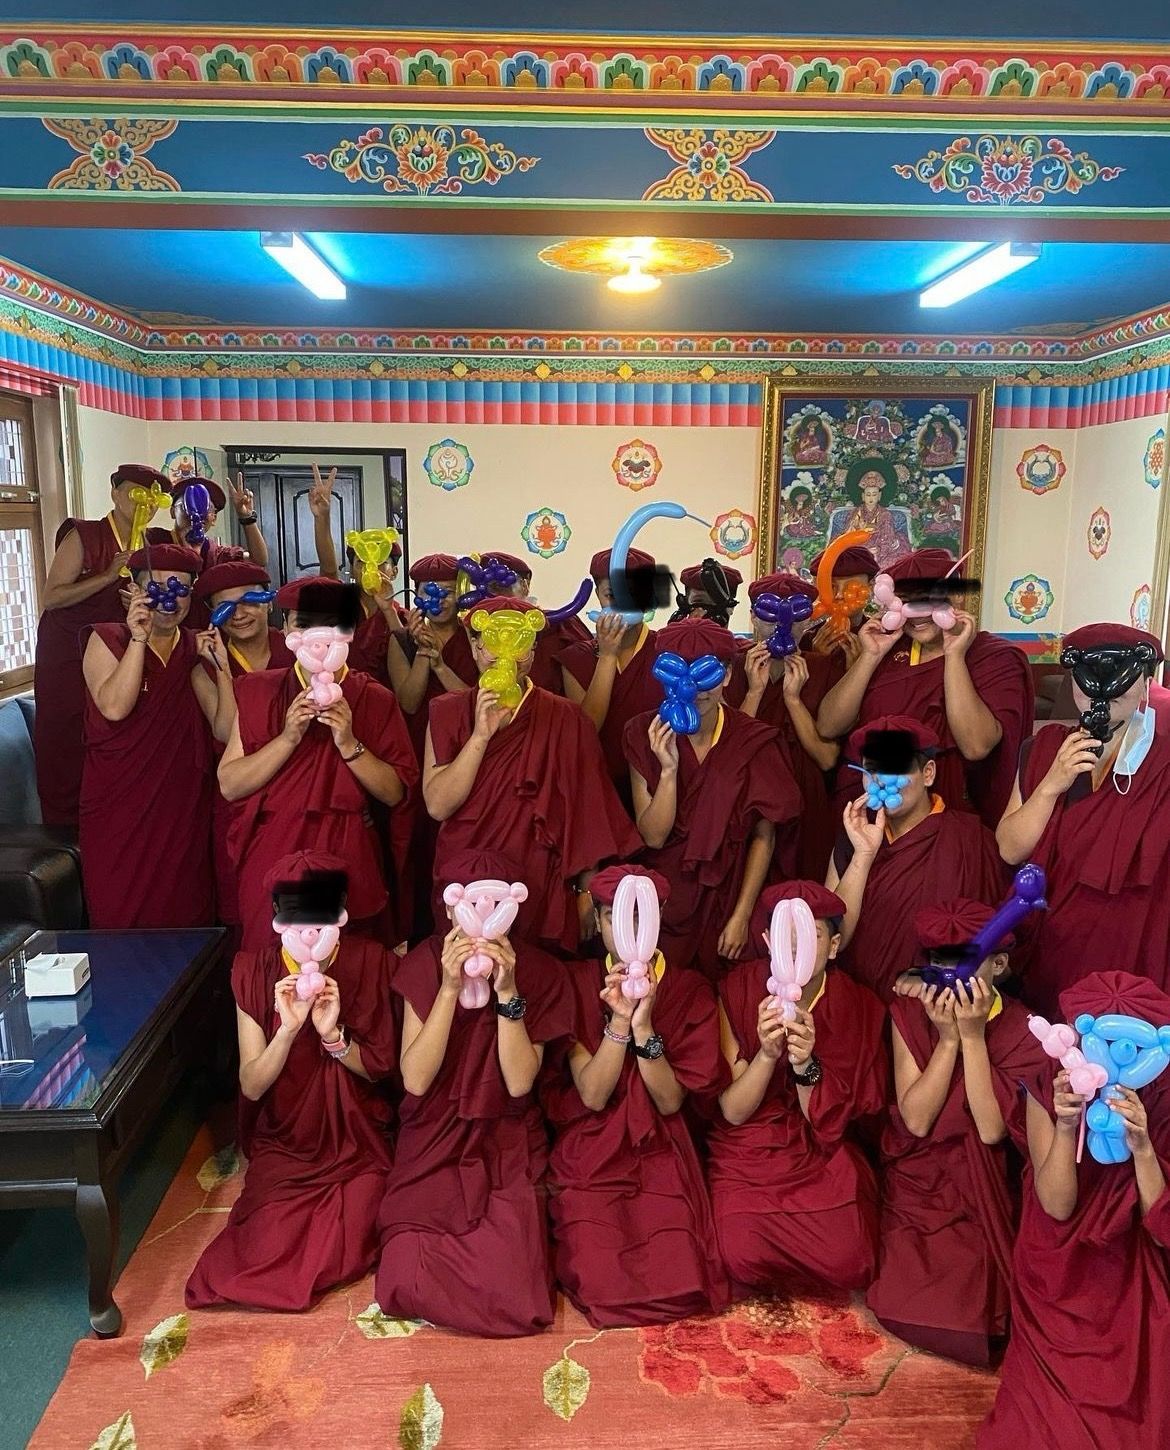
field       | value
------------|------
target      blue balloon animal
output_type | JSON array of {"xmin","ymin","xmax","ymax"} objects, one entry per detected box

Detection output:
[
  {"xmin": 753, "ymin": 591, "xmax": 814, "ymax": 659},
  {"xmin": 1075, "ymin": 1013, "xmax": 1170, "ymax": 1164},
  {"xmin": 653, "ymin": 651, "xmax": 726, "ymax": 736}
]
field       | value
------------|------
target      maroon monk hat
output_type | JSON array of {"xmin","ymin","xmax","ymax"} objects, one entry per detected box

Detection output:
[
  {"xmin": 484, "ymin": 550, "xmax": 532, "ymax": 581},
  {"xmin": 128, "ymin": 543, "xmax": 201, "ymax": 576},
  {"xmin": 111, "ymin": 462, "xmax": 170, "ymax": 491},
  {"xmin": 681, "ymin": 562, "xmax": 743, "ymax": 593},
  {"xmin": 589, "ymin": 863, "xmax": 671, "ymax": 907},
  {"xmin": 169, "ymin": 475, "xmax": 227, "ymax": 511},
  {"xmin": 656, "ymin": 617, "xmax": 738, "ymax": 663},
  {"xmin": 748, "ymin": 572, "xmax": 817, "ymax": 606},
  {"xmin": 848, "ymin": 714, "xmax": 940, "ymax": 764},
  {"xmin": 887, "ymin": 548, "xmax": 957, "ymax": 583},
  {"xmin": 810, "ymin": 544, "xmax": 879, "ymax": 580},
  {"xmin": 1063, "ymin": 622, "xmax": 1164, "ymax": 659},
  {"xmin": 590, "ymin": 546, "xmax": 654, "ymax": 581},
  {"xmin": 750, "ymin": 879, "xmax": 846, "ymax": 950},
  {"xmin": 1060, "ymin": 970, "xmax": 1170, "ymax": 1030},
  {"xmin": 192, "ymin": 560, "xmax": 272, "ymax": 600},
  {"xmin": 410, "ymin": 553, "xmax": 460, "ymax": 584},
  {"xmin": 916, "ymin": 899, "xmax": 1014, "ymax": 951},
  {"xmin": 264, "ymin": 849, "xmax": 348, "ymax": 925},
  {"xmin": 275, "ymin": 575, "xmax": 362, "ymax": 631}
]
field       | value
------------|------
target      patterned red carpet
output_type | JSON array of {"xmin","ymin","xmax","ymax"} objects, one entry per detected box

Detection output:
[{"xmin": 32, "ymin": 1124, "xmax": 997, "ymax": 1449}]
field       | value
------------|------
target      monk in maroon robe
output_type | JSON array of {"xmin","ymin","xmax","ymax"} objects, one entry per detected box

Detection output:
[
  {"xmin": 191, "ymin": 560, "xmax": 293, "ymax": 927},
  {"xmin": 828, "ymin": 716, "xmax": 1005, "ymax": 1001},
  {"xmin": 387, "ymin": 553, "xmax": 476, "ymax": 758},
  {"xmin": 560, "ymin": 546, "xmax": 662, "ymax": 811},
  {"xmin": 33, "ymin": 462, "xmax": 171, "ymax": 827},
  {"xmin": 79, "ymin": 544, "xmax": 233, "ymax": 928},
  {"xmin": 980, "ymin": 972, "xmax": 1170, "ymax": 1447},
  {"xmin": 998, "ymin": 622, "xmax": 1170, "ymax": 1014},
  {"xmin": 375, "ymin": 848, "xmax": 576, "ymax": 1337},
  {"xmin": 543, "ymin": 865, "xmax": 730, "ymax": 1327},
  {"xmin": 186, "ymin": 853, "xmax": 397, "ymax": 1311},
  {"xmin": 482, "ymin": 548, "xmax": 590, "ymax": 696},
  {"xmin": 726, "ymin": 572, "xmax": 841, "ymax": 879},
  {"xmin": 710, "ymin": 881, "xmax": 887, "ymax": 1295},
  {"xmin": 426, "ymin": 598, "xmax": 639, "ymax": 955},
  {"xmin": 147, "ymin": 474, "xmax": 265, "ymax": 629},
  {"xmin": 802, "ymin": 542, "xmax": 878, "ymax": 684},
  {"xmin": 676, "ymin": 560, "xmax": 742, "ymax": 623},
  {"xmin": 817, "ymin": 548, "xmax": 1033, "ymax": 828},
  {"xmin": 624, "ymin": 618, "xmax": 801, "ymax": 976},
  {"xmin": 867, "ymin": 900, "xmax": 1049, "ymax": 1366},
  {"xmin": 221, "ymin": 577, "xmax": 417, "ymax": 950}
]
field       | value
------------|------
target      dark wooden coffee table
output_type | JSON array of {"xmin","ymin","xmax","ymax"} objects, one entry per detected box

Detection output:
[{"xmin": 0, "ymin": 928, "xmax": 231, "ymax": 1336}]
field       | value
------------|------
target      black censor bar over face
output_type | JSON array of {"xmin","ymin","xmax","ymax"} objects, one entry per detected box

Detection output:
[{"xmin": 271, "ymin": 870, "xmax": 348, "ymax": 926}]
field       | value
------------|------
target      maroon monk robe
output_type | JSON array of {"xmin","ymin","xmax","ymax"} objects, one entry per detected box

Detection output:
[
  {"xmin": 210, "ymin": 630, "xmax": 295, "ymax": 928},
  {"xmin": 33, "ymin": 516, "xmax": 128, "ymax": 827},
  {"xmin": 228, "ymin": 666, "xmax": 418, "ymax": 950},
  {"xmin": 709, "ymin": 962, "xmax": 886, "ymax": 1294},
  {"xmin": 1015, "ymin": 720, "xmax": 1170, "ymax": 1015},
  {"xmin": 623, "ymin": 707, "xmax": 802, "ymax": 974},
  {"xmin": 867, "ymin": 993, "xmax": 1049, "ymax": 1365},
  {"xmin": 726, "ymin": 648, "xmax": 839, "ymax": 879},
  {"xmin": 145, "ymin": 528, "xmax": 243, "ymax": 630},
  {"xmin": 542, "ymin": 959, "xmax": 731, "ymax": 1327},
  {"xmin": 429, "ymin": 687, "xmax": 640, "ymax": 955},
  {"xmin": 347, "ymin": 607, "xmax": 394, "ymax": 687},
  {"xmin": 833, "ymin": 805, "xmax": 1005, "ymax": 1001},
  {"xmin": 529, "ymin": 615, "xmax": 590, "ymax": 696},
  {"xmin": 980, "ymin": 1023, "xmax": 1170, "ymax": 1442},
  {"xmin": 559, "ymin": 625, "xmax": 661, "ymax": 810},
  {"xmin": 185, "ymin": 938, "xmax": 396, "ymax": 1311},
  {"xmin": 829, "ymin": 633, "xmax": 1033, "ymax": 829},
  {"xmin": 375, "ymin": 935, "xmax": 575, "ymax": 1336},
  {"xmin": 79, "ymin": 623, "xmax": 215, "ymax": 928},
  {"xmin": 397, "ymin": 624, "xmax": 477, "ymax": 761}
]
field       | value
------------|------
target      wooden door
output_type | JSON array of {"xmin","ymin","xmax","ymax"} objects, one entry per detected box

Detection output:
[{"xmin": 235, "ymin": 466, "xmax": 362, "ymax": 586}]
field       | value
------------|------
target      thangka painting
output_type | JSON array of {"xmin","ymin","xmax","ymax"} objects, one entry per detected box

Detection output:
[{"xmin": 758, "ymin": 378, "xmax": 994, "ymax": 621}]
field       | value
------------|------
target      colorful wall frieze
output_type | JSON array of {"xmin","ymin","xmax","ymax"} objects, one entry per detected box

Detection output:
[
  {"xmin": 893, "ymin": 134, "xmax": 1123, "ymax": 205},
  {"xmin": 304, "ymin": 123, "xmax": 538, "ymax": 195},
  {"xmin": 641, "ymin": 130, "xmax": 774, "ymax": 203},
  {"xmin": 43, "ymin": 116, "xmax": 179, "ymax": 191},
  {"xmin": 3, "ymin": 30, "xmax": 1170, "ymax": 115}
]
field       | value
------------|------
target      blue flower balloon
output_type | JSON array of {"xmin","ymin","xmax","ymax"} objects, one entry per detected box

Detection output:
[
  {"xmin": 653, "ymin": 651, "xmax": 726, "ymax": 736},
  {"xmin": 414, "ymin": 582, "xmax": 450, "ymax": 618},
  {"xmin": 145, "ymin": 575, "xmax": 191, "ymax": 614}
]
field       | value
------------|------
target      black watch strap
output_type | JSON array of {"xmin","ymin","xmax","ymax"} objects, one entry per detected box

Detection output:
[
  {"xmin": 495, "ymin": 995, "xmax": 528, "ymax": 1021},
  {"xmin": 792, "ymin": 1052, "xmax": 823, "ymax": 1085},
  {"xmin": 631, "ymin": 1033, "xmax": 665, "ymax": 1060}
]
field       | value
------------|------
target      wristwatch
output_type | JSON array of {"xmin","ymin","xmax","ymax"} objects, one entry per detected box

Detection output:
[
  {"xmin": 791, "ymin": 1053, "xmax": 823, "ymax": 1086},
  {"xmin": 237, "ymin": 513, "xmax": 258, "ymax": 527},
  {"xmin": 341, "ymin": 741, "xmax": 366, "ymax": 763},
  {"xmin": 495, "ymin": 995, "xmax": 528, "ymax": 1021},
  {"xmin": 632, "ymin": 1033, "xmax": 665, "ymax": 1060}
]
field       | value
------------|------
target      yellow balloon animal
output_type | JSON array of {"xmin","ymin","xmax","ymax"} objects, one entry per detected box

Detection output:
[
  {"xmin": 345, "ymin": 527, "xmax": 400, "ymax": 594},
  {"xmin": 470, "ymin": 606, "xmax": 546, "ymax": 710},
  {"xmin": 122, "ymin": 481, "xmax": 169, "ymax": 576}
]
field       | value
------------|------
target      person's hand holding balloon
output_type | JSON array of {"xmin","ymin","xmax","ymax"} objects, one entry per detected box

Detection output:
[
  {"xmin": 317, "ymin": 695, "xmax": 357, "ymax": 755},
  {"xmin": 1053, "ymin": 1069, "xmax": 1088, "ymax": 1135},
  {"xmin": 1108, "ymin": 1085, "xmax": 1154, "ymax": 1159},
  {"xmin": 785, "ymin": 1007, "xmax": 816, "ymax": 1072},
  {"xmin": 310, "ymin": 977, "xmax": 342, "ymax": 1042},
  {"xmin": 953, "ymin": 975, "xmax": 996, "ymax": 1038},
  {"xmin": 599, "ymin": 966, "xmax": 634, "ymax": 1030},
  {"xmin": 595, "ymin": 611, "xmax": 626, "ymax": 660},
  {"xmin": 843, "ymin": 795, "xmax": 886, "ymax": 859},
  {"xmin": 782, "ymin": 652, "xmax": 809, "ymax": 702},
  {"xmin": 646, "ymin": 715, "xmax": 679, "ymax": 774},
  {"xmin": 273, "ymin": 975, "xmax": 313, "ymax": 1038},
  {"xmin": 195, "ymin": 625, "xmax": 228, "ymax": 674},
  {"xmin": 280, "ymin": 689, "xmax": 318, "ymax": 748},
  {"xmin": 1040, "ymin": 730, "xmax": 1100, "ymax": 797},
  {"xmin": 755, "ymin": 998, "xmax": 788, "ymax": 1063},
  {"xmin": 486, "ymin": 934, "xmax": 519, "ymax": 1001},
  {"xmin": 743, "ymin": 641, "xmax": 770, "ymax": 696},
  {"xmin": 471, "ymin": 688, "xmax": 509, "ymax": 743},
  {"xmin": 922, "ymin": 984, "xmax": 960, "ymax": 1045},
  {"xmin": 941, "ymin": 609, "xmax": 978, "ymax": 659},
  {"xmin": 439, "ymin": 926, "xmax": 476, "ymax": 999},
  {"xmin": 857, "ymin": 616, "xmax": 903, "ymax": 661},
  {"xmin": 126, "ymin": 583, "xmax": 152, "ymax": 643}
]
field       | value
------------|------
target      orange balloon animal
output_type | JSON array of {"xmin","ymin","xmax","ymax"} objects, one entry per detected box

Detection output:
[{"xmin": 809, "ymin": 529, "xmax": 874, "ymax": 642}]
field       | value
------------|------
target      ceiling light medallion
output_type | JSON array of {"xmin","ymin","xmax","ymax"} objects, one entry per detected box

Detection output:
[{"xmin": 538, "ymin": 237, "xmax": 731, "ymax": 296}]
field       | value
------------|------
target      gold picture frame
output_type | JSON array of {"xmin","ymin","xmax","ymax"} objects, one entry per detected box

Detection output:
[{"xmin": 758, "ymin": 376, "xmax": 995, "ymax": 624}]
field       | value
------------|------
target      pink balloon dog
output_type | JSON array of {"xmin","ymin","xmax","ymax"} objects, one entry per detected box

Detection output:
[
  {"xmin": 443, "ymin": 879, "xmax": 528, "ymax": 1009},
  {"xmin": 872, "ymin": 550, "xmax": 973, "ymax": 635},
  {"xmin": 284, "ymin": 624, "xmax": 351, "ymax": 708},
  {"xmin": 612, "ymin": 874, "xmax": 661, "ymax": 1002},
  {"xmin": 767, "ymin": 898, "xmax": 817, "ymax": 1021},
  {"xmin": 276, "ymin": 912, "xmax": 348, "ymax": 1001},
  {"xmin": 1028, "ymin": 1014, "xmax": 1110, "ymax": 1160}
]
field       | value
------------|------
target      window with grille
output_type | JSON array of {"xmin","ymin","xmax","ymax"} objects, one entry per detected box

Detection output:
[{"xmin": 0, "ymin": 395, "xmax": 43, "ymax": 693}]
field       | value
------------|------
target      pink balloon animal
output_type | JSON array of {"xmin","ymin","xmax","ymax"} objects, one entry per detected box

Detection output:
[
  {"xmin": 285, "ymin": 624, "xmax": 351, "ymax": 708},
  {"xmin": 767, "ymin": 898, "xmax": 817, "ymax": 1021},
  {"xmin": 443, "ymin": 879, "xmax": 528, "ymax": 1009},
  {"xmin": 1028, "ymin": 1015, "xmax": 1110, "ymax": 1100},
  {"xmin": 872, "ymin": 551, "xmax": 972, "ymax": 635},
  {"xmin": 276, "ymin": 912, "xmax": 348, "ymax": 1001},
  {"xmin": 612, "ymin": 874, "xmax": 661, "ymax": 1002}
]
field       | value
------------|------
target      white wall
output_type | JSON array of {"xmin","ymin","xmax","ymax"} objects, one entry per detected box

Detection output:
[{"xmin": 76, "ymin": 405, "xmax": 151, "ymax": 515}]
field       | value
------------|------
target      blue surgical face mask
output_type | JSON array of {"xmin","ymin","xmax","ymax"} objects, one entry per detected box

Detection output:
[{"xmin": 1114, "ymin": 691, "xmax": 1155, "ymax": 794}]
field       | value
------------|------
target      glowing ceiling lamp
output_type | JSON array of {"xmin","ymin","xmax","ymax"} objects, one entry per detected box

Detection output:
[
  {"xmin": 919, "ymin": 242, "xmax": 1042, "ymax": 309},
  {"xmin": 539, "ymin": 236, "xmax": 731, "ymax": 295},
  {"xmin": 606, "ymin": 237, "xmax": 662, "ymax": 294},
  {"xmin": 260, "ymin": 232, "xmax": 346, "ymax": 300}
]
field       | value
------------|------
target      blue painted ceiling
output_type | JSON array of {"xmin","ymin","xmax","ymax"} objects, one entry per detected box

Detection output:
[
  {"xmin": 4, "ymin": 2, "xmax": 1170, "ymax": 41},
  {"xmin": 0, "ymin": 229, "xmax": 1167, "ymax": 336}
]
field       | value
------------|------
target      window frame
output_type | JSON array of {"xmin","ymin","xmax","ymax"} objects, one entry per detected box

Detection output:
[{"xmin": 0, "ymin": 393, "xmax": 44, "ymax": 696}]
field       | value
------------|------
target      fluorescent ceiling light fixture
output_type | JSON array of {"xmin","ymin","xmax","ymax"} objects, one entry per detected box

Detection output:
[
  {"xmin": 261, "ymin": 232, "xmax": 346, "ymax": 300},
  {"xmin": 919, "ymin": 242, "xmax": 1041, "ymax": 309}
]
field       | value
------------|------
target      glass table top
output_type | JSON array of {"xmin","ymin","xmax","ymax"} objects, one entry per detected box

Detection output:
[{"xmin": 0, "ymin": 929, "xmax": 222, "ymax": 1112}]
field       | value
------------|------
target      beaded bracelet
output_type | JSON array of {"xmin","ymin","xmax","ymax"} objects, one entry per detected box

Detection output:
[{"xmin": 603, "ymin": 1022, "xmax": 633, "ymax": 1046}]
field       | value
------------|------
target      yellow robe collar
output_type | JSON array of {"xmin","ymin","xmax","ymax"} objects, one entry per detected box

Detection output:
[
  {"xmin": 281, "ymin": 945, "xmax": 339, "ymax": 976},
  {"xmin": 606, "ymin": 950, "xmax": 666, "ymax": 984}
]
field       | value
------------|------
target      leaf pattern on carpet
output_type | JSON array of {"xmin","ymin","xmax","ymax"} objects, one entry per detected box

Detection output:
[
  {"xmin": 139, "ymin": 1313, "xmax": 188, "ymax": 1380},
  {"xmin": 543, "ymin": 1355, "xmax": 591, "ymax": 1421},
  {"xmin": 195, "ymin": 1144, "xmax": 241, "ymax": 1191},
  {"xmin": 90, "ymin": 1410, "xmax": 136, "ymax": 1449},
  {"xmin": 399, "ymin": 1382, "xmax": 444, "ymax": 1450},
  {"xmin": 356, "ymin": 1304, "xmax": 424, "ymax": 1340}
]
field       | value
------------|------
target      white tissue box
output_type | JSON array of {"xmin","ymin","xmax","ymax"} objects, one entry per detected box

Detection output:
[{"xmin": 24, "ymin": 952, "xmax": 91, "ymax": 998}]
